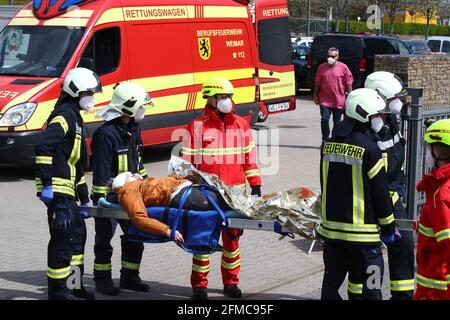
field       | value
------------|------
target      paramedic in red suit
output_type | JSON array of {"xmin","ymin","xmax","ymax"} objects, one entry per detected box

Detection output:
[
  {"xmin": 181, "ymin": 77, "xmax": 262, "ymax": 300},
  {"xmin": 414, "ymin": 119, "xmax": 450, "ymax": 300}
]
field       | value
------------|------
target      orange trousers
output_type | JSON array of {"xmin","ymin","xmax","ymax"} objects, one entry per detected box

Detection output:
[{"xmin": 191, "ymin": 228, "xmax": 241, "ymax": 288}]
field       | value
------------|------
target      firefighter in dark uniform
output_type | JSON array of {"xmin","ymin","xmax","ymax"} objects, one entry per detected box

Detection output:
[
  {"xmin": 35, "ymin": 67, "xmax": 102, "ymax": 300},
  {"xmin": 365, "ymin": 71, "xmax": 415, "ymax": 300},
  {"xmin": 319, "ymin": 88, "xmax": 399, "ymax": 300},
  {"xmin": 90, "ymin": 82, "xmax": 152, "ymax": 296}
]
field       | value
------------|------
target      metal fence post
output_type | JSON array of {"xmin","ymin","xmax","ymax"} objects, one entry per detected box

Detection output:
[{"xmin": 405, "ymin": 87, "xmax": 423, "ymax": 221}]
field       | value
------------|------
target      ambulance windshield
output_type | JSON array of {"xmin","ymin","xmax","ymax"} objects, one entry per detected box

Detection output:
[{"xmin": 0, "ymin": 26, "xmax": 85, "ymax": 78}]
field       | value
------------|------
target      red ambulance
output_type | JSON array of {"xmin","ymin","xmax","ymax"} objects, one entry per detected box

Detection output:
[{"xmin": 0, "ymin": 0, "xmax": 295, "ymax": 165}]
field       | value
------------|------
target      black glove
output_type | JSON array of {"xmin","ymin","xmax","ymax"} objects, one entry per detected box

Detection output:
[{"xmin": 251, "ymin": 185, "xmax": 261, "ymax": 197}]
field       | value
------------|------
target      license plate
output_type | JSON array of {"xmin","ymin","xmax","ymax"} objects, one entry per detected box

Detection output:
[{"xmin": 267, "ymin": 102, "xmax": 290, "ymax": 113}]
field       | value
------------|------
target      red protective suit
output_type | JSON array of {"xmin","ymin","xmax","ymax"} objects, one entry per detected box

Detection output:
[
  {"xmin": 414, "ymin": 163, "xmax": 450, "ymax": 300},
  {"xmin": 181, "ymin": 106, "xmax": 261, "ymax": 289}
]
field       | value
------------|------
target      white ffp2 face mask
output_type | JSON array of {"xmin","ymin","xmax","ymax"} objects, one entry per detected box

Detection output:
[
  {"xmin": 371, "ymin": 117, "xmax": 384, "ymax": 133},
  {"xmin": 134, "ymin": 106, "xmax": 146, "ymax": 122},
  {"xmin": 389, "ymin": 99, "xmax": 403, "ymax": 115},
  {"xmin": 217, "ymin": 98, "xmax": 233, "ymax": 114},
  {"xmin": 327, "ymin": 57, "xmax": 336, "ymax": 65},
  {"xmin": 79, "ymin": 95, "xmax": 95, "ymax": 112}
]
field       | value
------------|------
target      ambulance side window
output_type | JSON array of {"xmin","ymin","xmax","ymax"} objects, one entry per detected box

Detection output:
[{"xmin": 79, "ymin": 27, "xmax": 120, "ymax": 76}]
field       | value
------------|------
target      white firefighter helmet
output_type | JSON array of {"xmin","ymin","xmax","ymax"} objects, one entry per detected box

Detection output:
[
  {"xmin": 365, "ymin": 71, "xmax": 407, "ymax": 100},
  {"xmin": 62, "ymin": 67, "xmax": 102, "ymax": 98},
  {"xmin": 108, "ymin": 82, "xmax": 153, "ymax": 118},
  {"xmin": 345, "ymin": 88, "xmax": 387, "ymax": 123}
]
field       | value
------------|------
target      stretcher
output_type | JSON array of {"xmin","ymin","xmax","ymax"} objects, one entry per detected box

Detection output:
[
  {"xmin": 84, "ymin": 198, "xmax": 293, "ymax": 234},
  {"xmin": 82, "ymin": 198, "xmax": 418, "ymax": 236}
]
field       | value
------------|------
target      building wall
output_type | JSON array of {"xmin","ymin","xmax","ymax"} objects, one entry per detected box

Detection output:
[
  {"xmin": 384, "ymin": 10, "xmax": 438, "ymax": 25},
  {"xmin": 375, "ymin": 54, "xmax": 450, "ymax": 109}
]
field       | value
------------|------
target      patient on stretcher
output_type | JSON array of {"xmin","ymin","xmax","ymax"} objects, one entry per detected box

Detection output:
[{"xmin": 110, "ymin": 172, "xmax": 230, "ymax": 245}]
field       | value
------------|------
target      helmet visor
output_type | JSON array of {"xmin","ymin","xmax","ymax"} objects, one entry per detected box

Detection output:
[
  {"xmin": 393, "ymin": 74, "xmax": 407, "ymax": 98},
  {"xmin": 86, "ymin": 74, "xmax": 103, "ymax": 94}
]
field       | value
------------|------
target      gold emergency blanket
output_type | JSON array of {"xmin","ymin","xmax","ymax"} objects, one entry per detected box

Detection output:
[{"xmin": 168, "ymin": 156, "xmax": 322, "ymax": 240}]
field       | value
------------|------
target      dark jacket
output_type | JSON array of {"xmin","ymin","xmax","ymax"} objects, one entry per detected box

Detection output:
[
  {"xmin": 90, "ymin": 117, "xmax": 147, "ymax": 204},
  {"xmin": 35, "ymin": 95, "xmax": 89, "ymax": 203},
  {"xmin": 318, "ymin": 120, "xmax": 396, "ymax": 245}
]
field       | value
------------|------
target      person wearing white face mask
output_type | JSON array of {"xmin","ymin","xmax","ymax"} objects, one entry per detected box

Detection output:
[
  {"xmin": 34, "ymin": 67, "xmax": 102, "ymax": 300},
  {"xmin": 181, "ymin": 77, "xmax": 262, "ymax": 300},
  {"xmin": 319, "ymin": 88, "xmax": 398, "ymax": 300},
  {"xmin": 90, "ymin": 82, "xmax": 153, "ymax": 296},
  {"xmin": 313, "ymin": 47, "xmax": 354, "ymax": 141},
  {"xmin": 365, "ymin": 71, "xmax": 414, "ymax": 300}
]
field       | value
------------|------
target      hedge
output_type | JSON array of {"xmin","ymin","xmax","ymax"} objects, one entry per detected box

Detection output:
[{"xmin": 331, "ymin": 20, "xmax": 450, "ymax": 36}]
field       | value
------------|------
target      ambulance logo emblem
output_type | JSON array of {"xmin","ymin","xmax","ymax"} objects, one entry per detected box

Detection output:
[
  {"xmin": 198, "ymin": 37, "xmax": 211, "ymax": 60},
  {"xmin": 33, "ymin": 0, "xmax": 95, "ymax": 20}
]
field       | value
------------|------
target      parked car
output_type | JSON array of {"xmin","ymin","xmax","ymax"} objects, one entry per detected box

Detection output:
[
  {"xmin": 307, "ymin": 33, "xmax": 411, "ymax": 89},
  {"xmin": 291, "ymin": 44, "xmax": 310, "ymax": 91},
  {"xmin": 427, "ymin": 36, "xmax": 450, "ymax": 53},
  {"xmin": 404, "ymin": 39, "xmax": 432, "ymax": 54},
  {"xmin": 291, "ymin": 36, "xmax": 313, "ymax": 47}
]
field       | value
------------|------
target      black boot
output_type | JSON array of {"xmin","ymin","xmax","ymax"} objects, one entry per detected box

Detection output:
[
  {"xmin": 73, "ymin": 287, "xmax": 96, "ymax": 300},
  {"xmin": 192, "ymin": 287, "xmax": 208, "ymax": 300},
  {"xmin": 223, "ymin": 285, "xmax": 242, "ymax": 298},
  {"xmin": 95, "ymin": 278, "xmax": 120, "ymax": 296},
  {"xmin": 120, "ymin": 275, "xmax": 149, "ymax": 292}
]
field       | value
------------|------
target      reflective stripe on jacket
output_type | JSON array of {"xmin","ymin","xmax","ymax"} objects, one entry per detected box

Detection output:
[
  {"xmin": 35, "ymin": 96, "xmax": 88, "ymax": 203},
  {"xmin": 181, "ymin": 106, "xmax": 261, "ymax": 187},
  {"xmin": 90, "ymin": 118, "xmax": 147, "ymax": 203},
  {"xmin": 318, "ymin": 127, "xmax": 395, "ymax": 245}
]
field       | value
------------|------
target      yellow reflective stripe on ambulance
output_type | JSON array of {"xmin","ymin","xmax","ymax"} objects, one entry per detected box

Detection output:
[
  {"xmin": 47, "ymin": 266, "xmax": 71, "ymax": 279},
  {"xmin": 378, "ymin": 214, "xmax": 395, "ymax": 226},
  {"xmin": 49, "ymin": 116, "xmax": 69, "ymax": 135},
  {"xmin": 416, "ymin": 274, "xmax": 448, "ymax": 290},
  {"xmin": 390, "ymin": 279, "xmax": 415, "ymax": 292},
  {"xmin": 96, "ymin": 6, "xmax": 247, "ymax": 26},
  {"xmin": 35, "ymin": 156, "xmax": 52, "ymax": 165},
  {"xmin": 368, "ymin": 159, "xmax": 385, "ymax": 180}
]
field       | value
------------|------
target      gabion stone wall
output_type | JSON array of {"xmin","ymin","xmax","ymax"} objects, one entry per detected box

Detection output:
[{"xmin": 374, "ymin": 54, "xmax": 450, "ymax": 109}]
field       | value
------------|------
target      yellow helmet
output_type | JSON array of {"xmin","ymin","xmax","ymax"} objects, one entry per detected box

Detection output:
[
  {"xmin": 424, "ymin": 119, "xmax": 450, "ymax": 147},
  {"xmin": 201, "ymin": 77, "xmax": 233, "ymax": 99}
]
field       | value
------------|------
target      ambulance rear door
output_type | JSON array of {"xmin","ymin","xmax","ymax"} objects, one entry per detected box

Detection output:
[{"xmin": 254, "ymin": 0, "xmax": 296, "ymax": 115}]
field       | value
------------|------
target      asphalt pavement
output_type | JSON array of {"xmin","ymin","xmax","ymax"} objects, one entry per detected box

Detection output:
[{"xmin": 0, "ymin": 93, "xmax": 394, "ymax": 300}]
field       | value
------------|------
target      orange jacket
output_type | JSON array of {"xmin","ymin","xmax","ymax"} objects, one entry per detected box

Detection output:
[
  {"xmin": 181, "ymin": 106, "xmax": 261, "ymax": 188},
  {"xmin": 115, "ymin": 177, "xmax": 188, "ymax": 236}
]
